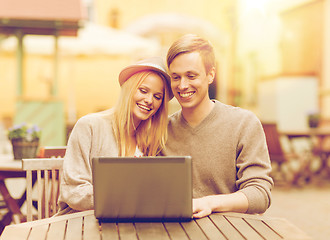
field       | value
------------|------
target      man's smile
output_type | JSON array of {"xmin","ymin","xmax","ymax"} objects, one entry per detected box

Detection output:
[{"xmin": 179, "ymin": 91, "xmax": 195, "ymax": 98}]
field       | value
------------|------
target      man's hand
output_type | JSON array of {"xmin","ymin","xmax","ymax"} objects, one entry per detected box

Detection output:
[
  {"xmin": 193, "ymin": 192, "xmax": 249, "ymax": 219},
  {"xmin": 193, "ymin": 197, "xmax": 212, "ymax": 218}
]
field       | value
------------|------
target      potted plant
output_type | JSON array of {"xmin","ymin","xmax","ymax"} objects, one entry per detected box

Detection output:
[
  {"xmin": 8, "ymin": 123, "xmax": 41, "ymax": 160},
  {"xmin": 307, "ymin": 111, "xmax": 320, "ymax": 128}
]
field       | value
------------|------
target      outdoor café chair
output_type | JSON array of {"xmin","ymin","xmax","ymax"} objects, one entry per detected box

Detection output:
[
  {"xmin": 22, "ymin": 157, "xmax": 64, "ymax": 221},
  {"xmin": 262, "ymin": 122, "xmax": 312, "ymax": 186}
]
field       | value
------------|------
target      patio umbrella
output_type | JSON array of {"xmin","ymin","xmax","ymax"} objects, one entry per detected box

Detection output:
[
  {"xmin": 0, "ymin": 22, "xmax": 160, "ymax": 56},
  {"xmin": 124, "ymin": 13, "xmax": 227, "ymax": 46}
]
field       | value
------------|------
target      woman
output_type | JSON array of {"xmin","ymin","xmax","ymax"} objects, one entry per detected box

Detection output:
[{"xmin": 57, "ymin": 57, "xmax": 172, "ymax": 214}]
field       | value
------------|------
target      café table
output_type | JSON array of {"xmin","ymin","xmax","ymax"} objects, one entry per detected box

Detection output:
[
  {"xmin": 0, "ymin": 210, "xmax": 311, "ymax": 240},
  {"xmin": 0, "ymin": 156, "xmax": 27, "ymax": 229},
  {"xmin": 280, "ymin": 127, "xmax": 330, "ymax": 147},
  {"xmin": 280, "ymin": 127, "xmax": 330, "ymax": 176}
]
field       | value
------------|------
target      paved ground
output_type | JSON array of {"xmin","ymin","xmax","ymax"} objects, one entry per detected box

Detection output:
[{"xmin": 265, "ymin": 182, "xmax": 330, "ymax": 240}]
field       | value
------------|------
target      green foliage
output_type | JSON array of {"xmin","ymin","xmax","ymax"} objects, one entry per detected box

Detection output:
[{"xmin": 8, "ymin": 123, "xmax": 41, "ymax": 141}]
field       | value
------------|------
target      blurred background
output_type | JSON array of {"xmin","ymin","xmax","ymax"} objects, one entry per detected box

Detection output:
[
  {"xmin": 0, "ymin": 0, "xmax": 329, "ymax": 147},
  {"xmin": 0, "ymin": 0, "xmax": 330, "ymax": 239}
]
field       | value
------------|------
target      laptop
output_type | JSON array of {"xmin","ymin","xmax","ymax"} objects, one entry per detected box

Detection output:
[{"xmin": 92, "ymin": 156, "xmax": 192, "ymax": 222}]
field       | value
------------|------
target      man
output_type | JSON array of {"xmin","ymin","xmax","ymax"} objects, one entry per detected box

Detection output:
[{"xmin": 161, "ymin": 34, "xmax": 273, "ymax": 218}]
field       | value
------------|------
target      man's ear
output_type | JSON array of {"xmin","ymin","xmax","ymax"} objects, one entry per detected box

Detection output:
[{"xmin": 207, "ymin": 67, "xmax": 216, "ymax": 85}]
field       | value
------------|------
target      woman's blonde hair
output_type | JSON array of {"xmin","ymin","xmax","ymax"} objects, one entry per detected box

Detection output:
[{"xmin": 112, "ymin": 70, "xmax": 170, "ymax": 156}]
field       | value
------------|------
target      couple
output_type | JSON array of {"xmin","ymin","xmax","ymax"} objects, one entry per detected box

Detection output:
[{"xmin": 58, "ymin": 34, "xmax": 273, "ymax": 218}]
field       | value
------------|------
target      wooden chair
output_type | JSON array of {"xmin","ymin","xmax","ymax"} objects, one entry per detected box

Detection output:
[
  {"xmin": 38, "ymin": 146, "xmax": 66, "ymax": 158},
  {"xmin": 22, "ymin": 158, "xmax": 64, "ymax": 221},
  {"xmin": 261, "ymin": 123, "xmax": 312, "ymax": 186}
]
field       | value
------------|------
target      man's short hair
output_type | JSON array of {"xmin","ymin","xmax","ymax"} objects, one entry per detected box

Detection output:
[{"xmin": 166, "ymin": 34, "xmax": 216, "ymax": 74}]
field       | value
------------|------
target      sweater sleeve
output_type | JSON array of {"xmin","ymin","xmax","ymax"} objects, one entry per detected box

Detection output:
[
  {"xmin": 235, "ymin": 112, "xmax": 274, "ymax": 214},
  {"xmin": 58, "ymin": 116, "xmax": 95, "ymax": 212}
]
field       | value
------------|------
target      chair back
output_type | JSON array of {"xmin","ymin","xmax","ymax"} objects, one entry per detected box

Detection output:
[
  {"xmin": 22, "ymin": 158, "xmax": 64, "ymax": 221},
  {"xmin": 39, "ymin": 146, "xmax": 66, "ymax": 158},
  {"xmin": 261, "ymin": 123, "xmax": 286, "ymax": 163}
]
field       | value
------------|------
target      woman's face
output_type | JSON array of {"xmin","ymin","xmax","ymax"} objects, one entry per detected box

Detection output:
[{"xmin": 132, "ymin": 72, "xmax": 165, "ymax": 128}]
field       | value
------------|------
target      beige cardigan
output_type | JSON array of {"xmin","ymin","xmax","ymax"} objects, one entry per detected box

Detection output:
[{"xmin": 57, "ymin": 109, "xmax": 119, "ymax": 214}]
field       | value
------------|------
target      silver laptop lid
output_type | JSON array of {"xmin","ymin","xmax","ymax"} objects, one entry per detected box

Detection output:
[{"xmin": 92, "ymin": 156, "xmax": 192, "ymax": 222}]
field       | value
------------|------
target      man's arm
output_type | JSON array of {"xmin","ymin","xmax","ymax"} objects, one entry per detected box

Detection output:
[{"xmin": 193, "ymin": 191, "xmax": 248, "ymax": 218}]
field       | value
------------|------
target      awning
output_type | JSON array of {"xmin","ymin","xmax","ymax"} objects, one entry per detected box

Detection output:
[
  {"xmin": 0, "ymin": 0, "xmax": 84, "ymax": 97},
  {"xmin": 0, "ymin": 0, "xmax": 83, "ymax": 36}
]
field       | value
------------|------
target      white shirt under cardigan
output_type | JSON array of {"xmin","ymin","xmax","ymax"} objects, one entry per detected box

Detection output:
[
  {"xmin": 57, "ymin": 109, "xmax": 142, "ymax": 215},
  {"xmin": 160, "ymin": 100, "xmax": 274, "ymax": 214}
]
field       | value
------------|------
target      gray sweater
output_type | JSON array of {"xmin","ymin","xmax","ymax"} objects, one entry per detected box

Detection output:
[{"xmin": 161, "ymin": 100, "xmax": 273, "ymax": 214}]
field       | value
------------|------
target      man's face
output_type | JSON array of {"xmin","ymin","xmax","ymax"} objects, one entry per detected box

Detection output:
[{"xmin": 169, "ymin": 52, "xmax": 214, "ymax": 110}]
